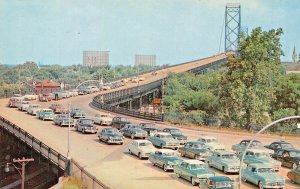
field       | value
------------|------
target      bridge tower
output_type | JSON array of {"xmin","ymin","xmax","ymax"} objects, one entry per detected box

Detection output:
[{"xmin": 225, "ymin": 3, "xmax": 241, "ymax": 52}]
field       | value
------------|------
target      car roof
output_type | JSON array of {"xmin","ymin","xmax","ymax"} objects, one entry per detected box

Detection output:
[
  {"xmin": 249, "ymin": 163, "xmax": 273, "ymax": 169},
  {"xmin": 42, "ymin": 108, "xmax": 53, "ymax": 111},
  {"xmin": 186, "ymin": 141, "xmax": 202, "ymax": 144},
  {"xmin": 156, "ymin": 132, "xmax": 171, "ymax": 135},
  {"xmin": 182, "ymin": 160, "xmax": 204, "ymax": 164},
  {"xmin": 241, "ymin": 139, "xmax": 261, "ymax": 143},
  {"xmin": 271, "ymin": 141, "xmax": 291, "ymax": 144},
  {"xmin": 164, "ymin": 128, "xmax": 180, "ymax": 130},
  {"xmin": 208, "ymin": 176, "xmax": 233, "ymax": 182},
  {"xmin": 246, "ymin": 149, "xmax": 268, "ymax": 153},
  {"xmin": 155, "ymin": 149, "xmax": 175, "ymax": 153}
]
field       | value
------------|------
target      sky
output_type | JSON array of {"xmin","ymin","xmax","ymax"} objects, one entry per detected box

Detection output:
[{"xmin": 0, "ymin": 0, "xmax": 299, "ymax": 66}]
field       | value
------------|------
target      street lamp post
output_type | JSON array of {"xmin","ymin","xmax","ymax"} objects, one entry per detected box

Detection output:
[
  {"xmin": 5, "ymin": 157, "xmax": 34, "ymax": 189},
  {"xmin": 67, "ymin": 102, "xmax": 71, "ymax": 157}
]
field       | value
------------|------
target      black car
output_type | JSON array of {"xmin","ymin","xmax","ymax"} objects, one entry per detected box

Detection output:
[
  {"xmin": 112, "ymin": 116, "xmax": 131, "ymax": 129},
  {"xmin": 272, "ymin": 148, "xmax": 300, "ymax": 169},
  {"xmin": 162, "ymin": 128, "xmax": 187, "ymax": 144},
  {"xmin": 139, "ymin": 123, "xmax": 161, "ymax": 136},
  {"xmin": 265, "ymin": 141, "xmax": 294, "ymax": 153}
]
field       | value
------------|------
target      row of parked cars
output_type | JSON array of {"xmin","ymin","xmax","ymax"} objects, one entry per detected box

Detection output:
[{"xmin": 7, "ymin": 100, "xmax": 300, "ymax": 188}]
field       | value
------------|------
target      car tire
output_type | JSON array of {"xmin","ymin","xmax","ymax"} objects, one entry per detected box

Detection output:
[
  {"xmin": 258, "ymin": 181, "xmax": 264, "ymax": 189},
  {"xmin": 131, "ymin": 134, "xmax": 135, "ymax": 139},
  {"xmin": 191, "ymin": 177, "xmax": 197, "ymax": 186},
  {"xmin": 223, "ymin": 167, "xmax": 227, "ymax": 174},
  {"xmin": 120, "ymin": 142, "xmax": 123, "ymax": 145},
  {"xmin": 207, "ymin": 161, "xmax": 212, "ymax": 168},
  {"xmin": 100, "ymin": 121, "xmax": 103, "ymax": 126},
  {"xmin": 82, "ymin": 129, "xmax": 85, "ymax": 134},
  {"xmin": 292, "ymin": 163, "xmax": 297, "ymax": 169},
  {"xmin": 163, "ymin": 164, "xmax": 168, "ymax": 172},
  {"xmin": 181, "ymin": 153, "xmax": 185, "ymax": 157},
  {"xmin": 152, "ymin": 162, "xmax": 156, "ymax": 166},
  {"xmin": 160, "ymin": 143, "xmax": 164, "ymax": 149},
  {"xmin": 129, "ymin": 149, "xmax": 132, "ymax": 155},
  {"xmin": 241, "ymin": 177, "xmax": 247, "ymax": 182},
  {"xmin": 60, "ymin": 122, "xmax": 62, "ymax": 127},
  {"xmin": 138, "ymin": 153, "xmax": 142, "ymax": 160},
  {"xmin": 175, "ymin": 173, "xmax": 180, "ymax": 178}
]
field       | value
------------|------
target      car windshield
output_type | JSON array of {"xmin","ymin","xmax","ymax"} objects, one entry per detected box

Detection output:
[
  {"xmin": 81, "ymin": 119, "xmax": 92, "ymax": 124},
  {"xmin": 257, "ymin": 168, "xmax": 275, "ymax": 173},
  {"xmin": 160, "ymin": 135, "xmax": 173, "ymax": 139},
  {"xmin": 281, "ymin": 143, "xmax": 294, "ymax": 149},
  {"xmin": 139, "ymin": 142, "xmax": 151, "ymax": 147},
  {"xmin": 44, "ymin": 110, "xmax": 52, "ymax": 113},
  {"xmin": 190, "ymin": 164, "xmax": 206, "ymax": 170},
  {"xmin": 222, "ymin": 154, "xmax": 237, "ymax": 159},
  {"xmin": 120, "ymin": 118, "xmax": 129, "ymax": 122},
  {"xmin": 250, "ymin": 141, "xmax": 263, "ymax": 147},
  {"xmin": 132, "ymin": 126, "xmax": 142, "ymax": 129},
  {"xmin": 143, "ymin": 123, "xmax": 155, "ymax": 128},
  {"xmin": 193, "ymin": 144, "xmax": 205, "ymax": 149},
  {"xmin": 169, "ymin": 129, "xmax": 181, "ymax": 134},
  {"xmin": 255, "ymin": 152, "xmax": 269, "ymax": 158},
  {"xmin": 163, "ymin": 152, "xmax": 178, "ymax": 157},
  {"xmin": 106, "ymin": 130, "xmax": 116, "ymax": 134},
  {"xmin": 215, "ymin": 181, "xmax": 233, "ymax": 188},
  {"xmin": 290, "ymin": 151, "xmax": 300, "ymax": 157}
]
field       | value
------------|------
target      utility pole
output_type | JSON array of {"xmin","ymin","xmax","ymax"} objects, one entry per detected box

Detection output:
[{"xmin": 161, "ymin": 78, "xmax": 165, "ymax": 121}]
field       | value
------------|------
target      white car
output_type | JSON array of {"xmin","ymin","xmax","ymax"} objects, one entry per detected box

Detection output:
[
  {"xmin": 17, "ymin": 101, "xmax": 30, "ymax": 111},
  {"xmin": 69, "ymin": 89, "xmax": 79, "ymax": 96},
  {"xmin": 102, "ymin": 85, "xmax": 111, "ymax": 90},
  {"xmin": 27, "ymin": 104, "xmax": 42, "ymax": 115},
  {"xmin": 23, "ymin": 94, "xmax": 38, "ymax": 101},
  {"xmin": 93, "ymin": 114, "xmax": 112, "ymax": 126},
  {"xmin": 197, "ymin": 136, "xmax": 226, "ymax": 151},
  {"xmin": 128, "ymin": 140, "xmax": 156, "ymax": 159}
]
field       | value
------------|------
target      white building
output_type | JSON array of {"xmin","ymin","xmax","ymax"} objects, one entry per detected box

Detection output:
[
  {"xmin": 135, "ymin": 55, "xmax": 156, "ymax": 67},
  {"xmin": 83, "ymin": 51, "xmax": 109, "ymax": 67}
]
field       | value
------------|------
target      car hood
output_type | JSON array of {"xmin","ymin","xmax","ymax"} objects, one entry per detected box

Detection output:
[
  {"xmin": 171, "ymin": 133, "xmax": 187, "ymax": 139},
  {"xmin": 253, "ymin": 157, "xmax": 280, "ymax": 164},
  {"xmin": 257, "ymin": 173, "xmax": 284, "ymax": 182},
  {"xmin": 107, "ymin": 133, "xmax": 123, "ymax": 138},
  {"xmin": 164, "ymin": 156, "xmax": 182, "ymax": 163},
  {"xmin": 207, "ymin": 142, "xmax": 225, "ymax": 149},
  {"xmin": 222, "ymin": 159, "xmax": 241, "ymax": 166},
  {"xmin": 194, "ymin": 169, "xmax": 215, "ymax": 177},
  {"xmin": 101, "ymin": 117, "xmax": 112, "ymax": 121}
]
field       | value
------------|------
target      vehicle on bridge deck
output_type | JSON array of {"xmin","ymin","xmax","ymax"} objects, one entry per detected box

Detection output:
[
  {"xmin": 75, "ymin": 118, "xmax": 97, "ymax": 134},
  {"xmin": 17, "ymin": 101, "xmax": 30, "ymax": 111},
  {"xmin": 69, "ymin": 89, "xmax": 79, "ymax": 96},
  {"xmin": 162, "ymin": 128, "xmax": 187, "ymax": 145},
  {"xmin": 121, "ymin": 124, "xmax": 148, "ymax": 139},
  {"xmin": 149, "ymin": 149, "xmax": 182, "ymax": 172},
  {"xmin": 101, "ymin": 84, "xmax": 111, "ymax": 91},
  {"xmin": 8, "ymin": 97, "xmax": 23, "ymax": 108},
  {"xmin": 197, "ymin": 136, "xmax": 225, "ymax": 152},
  {"xmin": 272, "ymin": 148, "xmax": 300, "ymax": 169},
  {"xmin": 232, "ymin": 140, "xmax": 273, "ymax": 155},
  {"xmin": 138, "ymin": 76, "xmax": 145, "ymax": 81},
  {"xmin": 39, "ymin": 93, "xmax": 53, "ymax": 102},
  {"xmin": 23, "ymin": 94, "xmax": 38, "ymax": 101},
  {"xmin": 128, "ymin": 140, "xmax": 156, "ymax": 159},
  {"xmin": 264, "ymin": 141, "xmax": 295, "ymax": 153},
  {"xmin": 93, "ymin": 114, "xmax": 112, "ymax": 126},
  {"xmin": 287, "ymin": 165, "xmax": 300, "ymax": 184},
  {"xmin": 174, "ymin": 159, "xmax": 215, "ymax": 186},
  {"xmin": 37, "ymin": 109, "xmax": 55, "ymax": 121},
  {"xmin": 27, "ymin": 104, "xmax": 42, "ymax": 115},
  {"xmin": 241, "ymin": 164, "xmax": 285, "ymax": 189},
  {"xmin": 148, "ymin": 132, "xmax": 180, "ymax": 150},
  {"xmin": 86, "ymin": 85, "xmax": 99, "ymax": 93},
  {"xmin": 53, "ymin": 114, "xmax": 75, "ymax": 127},
  {"xmin": 206, "ymin": 151, "xmax": 240, "ymax": 174},
  {"xmin": 98, "ymin": 127, "xmax": 124, "ymax": 145},
  {"xmin": 111, "ymin": 116, "xmax": 131, "ymax": 130},
  {"xmin": 139, "ymin": 123, "xmax": 160, "ymax": 136},
  {"xmin": 178, "ymin": 141, "xmax": 210, "ymax": 161},
  {"xmin": 49, "ymin": 103, "xmax": 67, "ymax": 114},
  {"xmin": 199, "ymin": 176, "xmax": 235, "ymax": 189},
  {"xmin": 69, "ymin": 108, "xmax": 86, "ymax": 118}
]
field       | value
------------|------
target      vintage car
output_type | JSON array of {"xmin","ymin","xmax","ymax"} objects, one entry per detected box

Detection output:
[
  {"xmin": 206, "ymin": 151, "xmax": 240, "ymax": 173},
  {"xmin": 265, "ymin": 141, "xmax": 295, "ymax": 153},
  {"xmin": 148, "ymin": 132, "xmax": 180, "ymax": 150},
  {"xmin": 98, "ymin": 127, "xmax": 124, "ymax": 145},
  {"xmin": 37, "ymin": 109, "xmax": 55, "ymax": 121},
  {"xmin": 85, "ymin": 85, "xmax": 99, "ymax": 93},
  {"xmin": 287, "ymin": 165, "xmax": 300, "ymax": 184},
  {"xmin": 241, "ymin": 163, "xmax": 285, "ymax": 189},
  {"xmin": 121, "ymin": 124, "xmax": 148, "ymax": 139},
  {"xmin": 102, "ymin": 85, "xmax": 111, "ymax": 90},
  {"xmin": 111, "ymin": 116, "xmax": 131, "ymax": 129},
  {"xmin": 93, "ymin": 114, "xmax": 112, "ymax": 126},
  {"xmin": 39, "ymin": 93, "xmax": 53, "ymax": 102},
  {"xmin": 199, "ymin": 176, "xmax": 235, "ymax": 189},
  {"xmin": 178, "ymin": 141, "xmax": 211, "ymax": 161},
  {"xmin": 69, "ymin": 89, "xmax": 79, "ymax": 97},
  {"xmin": 49, "ymin": 103, "xmax": 67, "ymax": 114},
  {"xmin": 162, "ymin": 128, "xmax": 187, "ymax": 144},
  {"xmin": 27, "ymin": 104, "xmax": 42, "ymax": 115},
  {"xmin": 239, "ymin": 149, "xmax": 281, "ymax": 171},
  {"xmin": 128, "ymin": 140, "xmax": 156, "ymax": 159},
  {"xmin": 8, "ymin": 97, "xmax": 23, "ymax": 108},
  {"xmin": 149, "ymin": 149, "xmax": 182, "ymax": 172},
  {"xmin": 174, "ymin": 159, "xmax": 215, "ymax": 186},
  {"xmin": 75, "ymin": 118, "xmax": 97, "ymax": 134},
  {"xmin": 232, "ymin": 140, "xmax": 273, "ymax": 154},
  {"xmin": 139, "ymin": 123, "xmax": 160, "ymax": 136},
  {"xmin": 17, "ymin": 101, "xmax": 30, "ymax": 111},
  {"xmin": 53, "ymin": 114, "xmax": 75, "ymax": 127},
  {"xmin": 197, "ymin": 136, "xmax": 225, "ymax": 151},
  {"xmin": 70, "ymin": 108, "xmax": 86, "ymax": 118},
  {"xmin": 272, "ymin": 148, "xmax": 300, "ymax": 169},
  {"xmin": 23, "ymin": 94, "xmax": 38, "ymax": 101}
]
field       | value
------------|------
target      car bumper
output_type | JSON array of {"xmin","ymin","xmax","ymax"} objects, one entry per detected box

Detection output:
[
  {"xmin": 164, "ymin": 144, "xmax": 180, "ymax": 149},
  {"xmin": 108, "ymin": 139, "xmax": 123, "ymax": 144},
  {"xmin": 43, "ymin": 117, "xmax": 54, "ymax": 120},
  {"xmin": 74, "ymin": 115, "xmax": 85, "ymax": 118},
  {"xmin": 176, "ymin": 139, "xmax": 187, "ymax": 144},
  {"xmin": 226, "ymin": 167, "xmax": 240, "ymax": 173},
  {"xmin": 83, "ymin": 129, "xmax": 97, "ymax": 133},
  {"xmin": 134, "ymin": 134, "xmax": 147, "ymax": 139},
  {"xmin": 102, "ymin": 121, "xmax": 112, "ymax": 125}
]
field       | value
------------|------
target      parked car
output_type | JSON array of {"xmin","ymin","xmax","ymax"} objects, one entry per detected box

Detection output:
[
  {"xmin": 37, "ymin": 109, "xmax": 55, "ymax": 121},
  {"xmin": 121, "ymin": 124, "xmax": 148, "ymax": 139},
  {"xmin": 139, "ymin": 123, "xmax": 160, "ymax": 136},
  {"xmin": 232, "ymin": 140, "xmax": 273, "ymax": 155},
  {"xmin": 162, "ymin": 128, "xmax": 187, "ymax": 144},
  {"xmin": 206, "ymin": 151, "xmax": 240, "ymax": 173},
  {"xmin": 93, "ymin": 114, "xmax": 112, "ymax": 126},
  {"xmin": 174, "ymin": 160, "xmax": 215, "ymax": 186},
  {"xmin": 148, "ymin": 132, "xmax": 180, "ymax": 150},
  {"xmin": 128, "ymin": 140, "xmax": 156, "ymax": 159},
  {"xmin": 49, "ymin": 103, "xmax": 67, "ymax": 114},
  {"xmin": 53, "ymin": 114, "xmax": 75, "ymax": 127},
  {"xmin": 241, "ymin": 164, "xmax": 285, "ymax": 189},
  {"xmin": 85, "ymin": 86, "xmax": 96, "ymax": 94},
  {"xmin": 265, "ymin": 141, "xmax": 295, "ymax": 153},
  {"xmin": 287, "ymin": 165, "xmax": 300, "ymax": 184},
  {"xmin": 69, "ymin": 89, "xmax": 79, "ymax": 97},
  {"xmin": 149, "ymin": 149, "xmax": 182, "ymax": 172},
  {"xmin": 272, "ymin": 148, "xmax": 300, "ymax": 169},
  {"xmin": 111, "ymin": 116, "xmax": 131, "ymax": 129},
  {"xmin": 102, "ymin": 84, "xmax": 111, "ymax": 90},
  {"xmin": 239, "ymin": 149, "xmax": 281, "ymax": 171},
  {"xmin": 121, "ymin": 78, "xmax": 129, "ymax": 83},
  {"xmin": 75, "ymin": 118, "xmax": 97, "ymax": 134},
  {"xmin": 98, "ymin": 127, "xmax": 124, "ymax": 145},
  {"xmin": 17, "ymin": 101, "xmax": 30, "ymax": 111},
  {"xmin": 23, "ymin": 94, "xmax": 38, "ymax": 101},
  {"xmin": 199, "ymin": 176, "xmax": 235, "ymax": 189},
  {"xmin": 27, "ymin": 104, "xmax": 42, "ymax": 115},
  {"xmin": 60, "ymin": 91, "xmax": 71, "ymax": 98},
  {"xmin": 39, "ymin": 94, "xmax": 53, "ymax": 102},
  {"xmin": 8, "ymin": 97, "xmax": 23, "ymax": 108},
  {"xmin": 178, "ymin": 141, "xmax": 211, "ymax": 161},
  {"xmin": 197, "ymin": 136, "xmax": 225, "ymax": 151},
  {"xmin": 70, "ymin": 108, "xmax": 86, "ymax": 118}
]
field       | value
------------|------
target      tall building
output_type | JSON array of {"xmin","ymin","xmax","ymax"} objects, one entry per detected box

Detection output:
[
  {"xmin": 83, "ymin": 51, "xmax": 109, "ymax": 67},
  {"xmin": 135, "ymin": 55, "xmax": 156, "ymax": 67}
]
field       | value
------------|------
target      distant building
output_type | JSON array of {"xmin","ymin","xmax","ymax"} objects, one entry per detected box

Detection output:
[
  {"xmin": 135, "ymin": 55, "xmax": 156, "ymax": 67},
  {"xmin": 34, "ymin": 79, "xmax": 60, "ymax": 95},
  {"xmin": 83, "ymin": 51, "xmax": 109, "ymax": 67},
  {"xmin": 292, "ymin": 46, "xmax": 297, "ymax": 64}
]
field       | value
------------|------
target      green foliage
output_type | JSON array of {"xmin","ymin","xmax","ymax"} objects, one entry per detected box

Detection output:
[{"xmin": 271, "ymin": 108, "xmax": 297, "ymax": 134}]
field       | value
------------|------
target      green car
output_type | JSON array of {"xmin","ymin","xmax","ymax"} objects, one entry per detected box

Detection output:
[
  {"xmin": 199, "ymin": 176, "xmax": 235, "ymax": 189},
  {"xmin": 37, "ymin": 108, "xmax": 55, "ymax": 121},
  {"xmin": 174, "ymin": 159, "xmax": 215, "ymax": 186},
  {"xmin": 206, "ymin": 151, "xmax": 240, "ymax": 173},
  {"xmin": 287, "ymin": 165, "xmax": 300, "ymax": 184},
  {"xmin": 241, "ymin": 163, "xmax": 285, "ymax": 189},
  {"xmin": 178, "ymin": 141, "xmax": 211, "ymax": 161},
  {"xmin": 149, "ymin": 149, "xmax": 182, "ymax": 172},
  {"xmin": 148, "ymin": 132, "xmax": 180, "ymax": 150}
]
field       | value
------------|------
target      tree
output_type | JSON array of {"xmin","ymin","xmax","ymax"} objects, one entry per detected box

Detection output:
[{"xmin": 219, "ymin": 27, "xmax": 284, "ymax": 130}]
